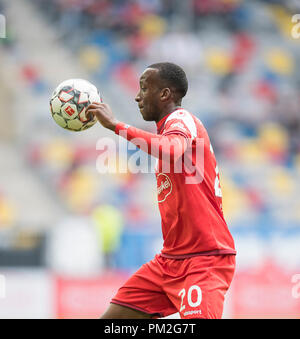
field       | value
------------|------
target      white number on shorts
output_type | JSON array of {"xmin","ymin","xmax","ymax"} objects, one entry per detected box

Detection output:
[
  {"xmin": 187, "ymin": 285, "xmax": 202, "ymax": 307},
  {"xmin": 178, "ymin": 288, "xmax": 186, "ymax": 312},
  {"xmin": 178, "ymin": 285, "xmax": 202, "ymax": 311}
]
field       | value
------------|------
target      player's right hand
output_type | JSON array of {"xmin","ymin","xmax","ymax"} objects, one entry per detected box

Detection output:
[{"xmin": 86, "ymin": 103, "xmax": 119, "ymax": 131}]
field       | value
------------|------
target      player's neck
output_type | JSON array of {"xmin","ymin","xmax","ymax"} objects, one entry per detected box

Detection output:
[{"xmin": 155, "ymin": 103, "xmax": 182, "ymax": 123}]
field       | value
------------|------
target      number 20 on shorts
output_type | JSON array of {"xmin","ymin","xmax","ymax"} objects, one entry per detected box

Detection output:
[{"xmin": 178, "ymin": 285, "xmax": 202, "ymax": 312}]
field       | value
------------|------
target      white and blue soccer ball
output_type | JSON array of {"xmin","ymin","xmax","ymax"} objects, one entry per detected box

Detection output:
[{"xmin": 50, "ymin": 79, "xmax": 102, "ymax": 132}]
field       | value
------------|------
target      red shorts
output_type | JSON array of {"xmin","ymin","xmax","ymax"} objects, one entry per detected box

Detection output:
[{"xmin": 111, "ymin": 254, "xmax": 236, "ymax": 319}]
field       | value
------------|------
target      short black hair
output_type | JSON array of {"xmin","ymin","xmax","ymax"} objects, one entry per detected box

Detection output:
[{"xmin": 148, "ymin": 62, "xmax": 188, "ymax": 99}]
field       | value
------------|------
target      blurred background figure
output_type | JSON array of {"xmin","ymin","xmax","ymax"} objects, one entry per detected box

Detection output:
[
  {"xmin": 0, "ymin": 0, "xmax": 300, "ymax": 318},
  {"xmin": 92, "ymin": 204, "xmax": 123, "ymax": 269}
]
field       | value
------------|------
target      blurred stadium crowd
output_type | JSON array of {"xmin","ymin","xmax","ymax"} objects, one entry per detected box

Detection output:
[{"xmin": 0, "ymin": 0, "xmax": 300, "ymax": 275}]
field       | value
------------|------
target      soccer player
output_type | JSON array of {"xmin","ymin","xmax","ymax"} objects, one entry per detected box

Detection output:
[{"xmin": 86, "ymin": 62, "xmax": 236, "ymax": 319}]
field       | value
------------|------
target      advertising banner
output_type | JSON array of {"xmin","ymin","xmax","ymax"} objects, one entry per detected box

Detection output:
[
  {"xmin": 54, "ymin": 271, "xmax": 129, "ymax": 318},
  {"xmin": 231, "ymin": 259, "xmax": 300, "ymax": 318}
]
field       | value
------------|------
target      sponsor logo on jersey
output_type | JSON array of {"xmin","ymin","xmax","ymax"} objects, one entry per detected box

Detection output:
[{"xmin": 157, "ymin": 173, "xmax": 172, "ymax": 202}]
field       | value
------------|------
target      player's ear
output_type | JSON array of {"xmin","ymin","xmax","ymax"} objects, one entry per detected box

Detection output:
[{"xmin": 160, "ymin": 88, "xmax": 171, "ymax": 102}]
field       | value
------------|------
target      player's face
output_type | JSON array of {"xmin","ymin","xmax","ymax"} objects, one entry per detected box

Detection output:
[{"xmin": 135, "ymin": 68, "xmax": 162, "ymax": 122}]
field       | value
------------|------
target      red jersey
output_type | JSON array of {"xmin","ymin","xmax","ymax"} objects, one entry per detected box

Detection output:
[
  {"xmin": 155, "ymin": 108, "xmax": 235, "ymax": 258},
  {"xmin": 115, "ymin": 108, "xmax": 236, "ymax": 259}
]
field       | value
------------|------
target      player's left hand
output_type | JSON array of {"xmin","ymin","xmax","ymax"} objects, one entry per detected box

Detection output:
[{"xmin": 86, "ymin": 103, "xmax": 119, "ymax": 131}]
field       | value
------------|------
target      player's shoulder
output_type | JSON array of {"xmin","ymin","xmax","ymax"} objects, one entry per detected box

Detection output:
[{"xmin": 164, "ymin": 108, "xmax": 204, "ymax": 139}]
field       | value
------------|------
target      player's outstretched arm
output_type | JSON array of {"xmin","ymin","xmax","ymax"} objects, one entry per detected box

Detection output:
[
  {"xmin": 116, "ymin": 122, "xmax": 188, "ymax": 163},
  {"xmin": 86, "ymin": 103, "xmax": 188, "ymax": 162}
]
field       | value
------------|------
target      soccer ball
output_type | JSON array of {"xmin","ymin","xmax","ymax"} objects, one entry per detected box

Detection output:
[{"xmin": 50, "ymin": 79, "xmax": 102, "ymax": 132}]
